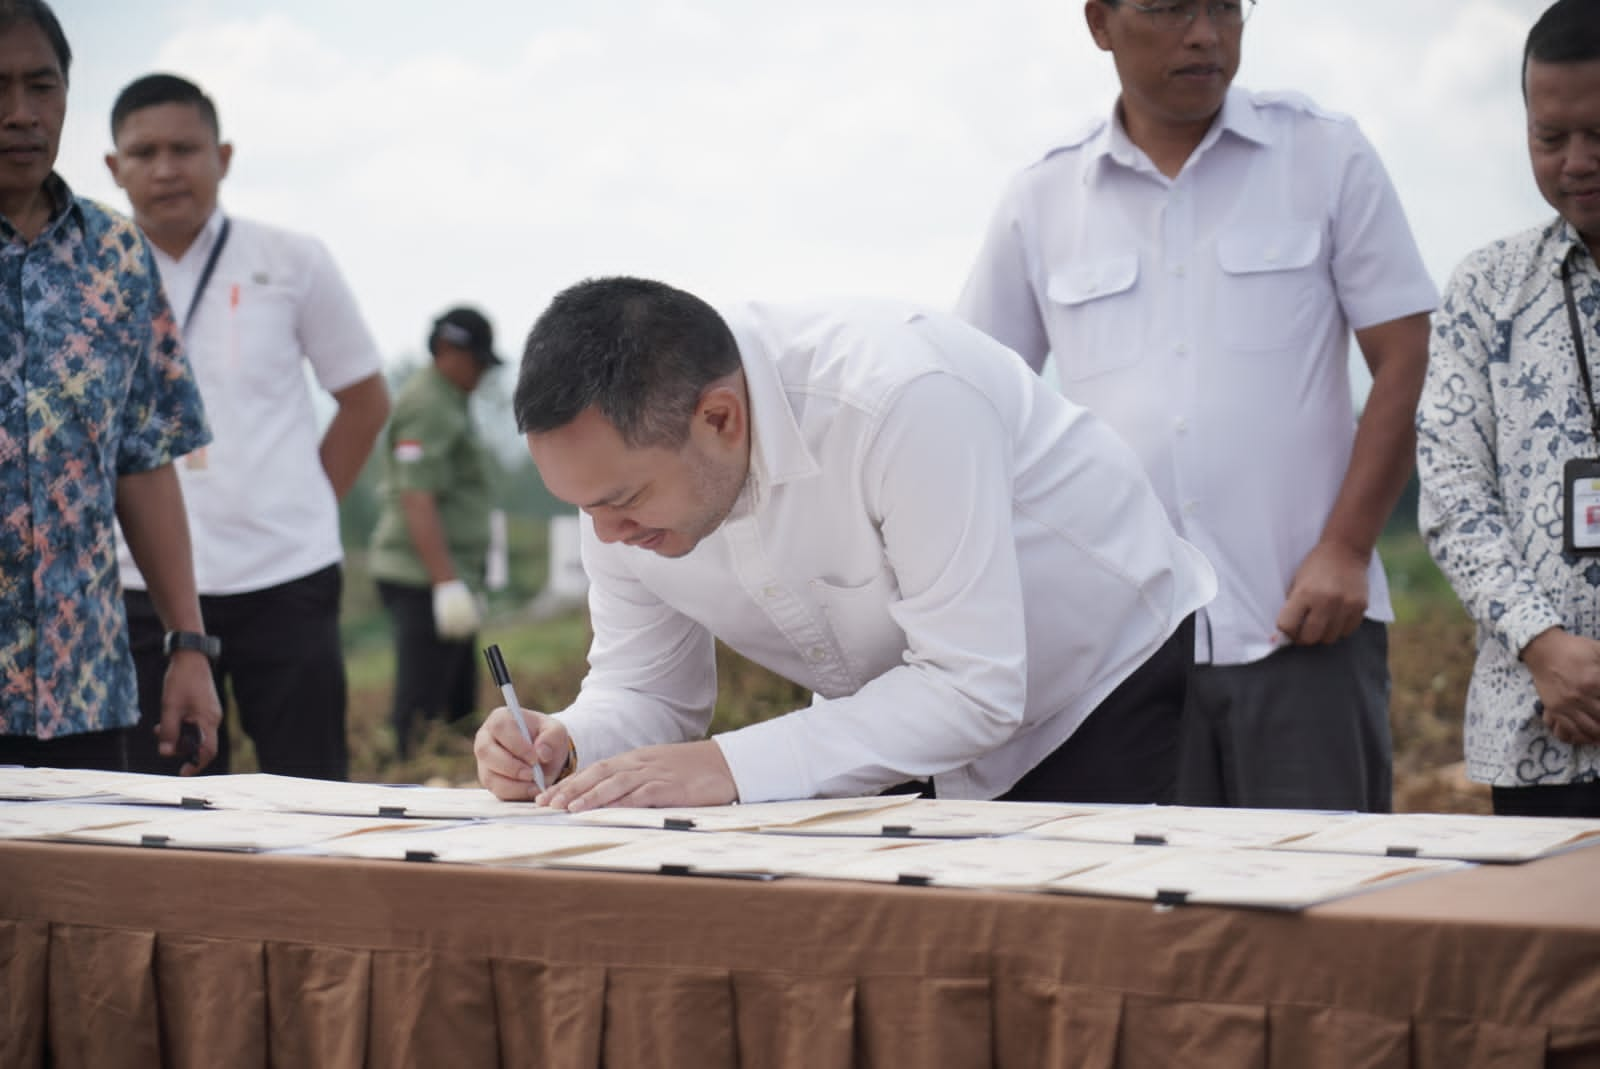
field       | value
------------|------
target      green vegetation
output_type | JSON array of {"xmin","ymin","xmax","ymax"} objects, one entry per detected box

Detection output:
[{"xmin": 221, "ymin": 491, "xmax": 1484, "ymax": 813}]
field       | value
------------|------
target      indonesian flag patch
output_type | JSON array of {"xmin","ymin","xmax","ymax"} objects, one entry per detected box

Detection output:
[{"xmin": 394, "ymin": 439, "xmax": 424, "ymax": 463}]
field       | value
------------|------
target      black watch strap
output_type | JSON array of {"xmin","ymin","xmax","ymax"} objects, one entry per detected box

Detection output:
[{"xmin": 163, "ymin": 630, "xmax": 221, "ymax": 660}]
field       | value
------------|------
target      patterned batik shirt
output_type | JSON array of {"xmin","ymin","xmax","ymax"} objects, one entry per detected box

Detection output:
[
  {"xmin": 0, "ymin": 177, "xmax": 210, "ymax": 740},
  {"xmin": 1417, "ymin": 215, "xmax": 1600, "ymax": 788}
]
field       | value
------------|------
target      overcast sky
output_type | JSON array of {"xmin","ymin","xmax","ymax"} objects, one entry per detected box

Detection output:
[{"xmin": 54, "ymin": 0, "xmax": 1549, "ymax": 372}]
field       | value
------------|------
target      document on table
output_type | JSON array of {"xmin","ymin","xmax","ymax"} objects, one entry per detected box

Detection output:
[
  {"xmin": 816, "ymin": 837, "xmax": 1138, "ymax": 890},
  {"xmin": 45, "ymin": 807, "xmax": 421, "ymax": 852},
  {"xmin": 541, "ymin": 829, "xmax": 919, "ymax": 877},
  {"xmin": 1028, "ymin": 804, "xmax": 1359, "ymax": 849},
  {"xmin": 304, "ymin": 820, "xmax": 669, "ymax": 863},
  {"xmin": 770, "ymin": 799, "xmax": 1123, "ymax": 839},
  {"xmin": 1270, "ymin": 812, "xmax": 1600, "ymax": 862},
  {"xmin": 561, "ymin": 795, "xmax": 917, "ymax": 832},
  {"xmin": 111, "ymin": 773, "xmax": 558, "ymax": 820},
  {"xmin": 0, "ymin": 800, "xmax": 160, "ymax": 838},
  {"xmin": 1047, "ymin": 845, "xmax": 1467, "ymax": 909},
  {"xmin": 0, "ymin": 767, "xmax": 174, "ymax": 803}
]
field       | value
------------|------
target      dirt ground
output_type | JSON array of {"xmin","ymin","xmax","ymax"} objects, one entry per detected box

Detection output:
[
  {"xmin": 343, "ymin": 600, "xmax": 1493, "ymax": 813},
  {"xmin": 1389, "ymin": 604, "xmax": 1489, "ymax": 813}
]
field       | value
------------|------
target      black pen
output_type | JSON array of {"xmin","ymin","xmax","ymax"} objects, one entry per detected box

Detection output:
[{"xmin": 483, "ymin": 644, "xmax": 546, "ymax": 791}]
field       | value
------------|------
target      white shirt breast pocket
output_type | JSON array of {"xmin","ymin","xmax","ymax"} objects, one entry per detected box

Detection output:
[
  {"xmin": 1044, "ymin": 255, "xmax": 1141, "ymax": 382},
  {"xmin": 1215, "ymin": 224, "xmax": 1324, "ymax": 354},
  {"xmin": 227, "ymin": 279, "xmax": 303, "ymax": 397}
]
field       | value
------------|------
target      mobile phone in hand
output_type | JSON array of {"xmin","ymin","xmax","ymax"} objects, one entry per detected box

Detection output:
[{"xmin": 177, "ymin": 721, "xmax": 201, "ymax": 763}]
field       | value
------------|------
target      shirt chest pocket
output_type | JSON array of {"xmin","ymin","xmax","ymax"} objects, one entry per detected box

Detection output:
[
  {"xmin": 1215, "ymin": 224, "xmax": 1324, "ymax": 354},
  {"xmin": 812, "ymin": 567, "xmax": 904, "ymax": 692},
  {"xmin": 1044, "ymin": 255, "xmax": 1141, "ymax": 382},
  {"xmin": 226, "ymin": 279, "xmax": 303, "ymax": 398}
]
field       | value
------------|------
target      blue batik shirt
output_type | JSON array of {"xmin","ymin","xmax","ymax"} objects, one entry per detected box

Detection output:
[{"xmin": 0, "ymin": 175, "xmax": 210, "ymax": 739}]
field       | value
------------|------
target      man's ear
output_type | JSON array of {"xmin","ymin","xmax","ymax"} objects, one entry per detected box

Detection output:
[
  {"xmin": 696, "ymin": 380, "xmax": 747, "ymax": 447},
  {"xmin": 104, "ymin": 152, "xmax": 122, "ymax": 188},
  {"xmin": 1085, "ymin": 0, "xmax": 1114, "ymax": 51},
  {"xmin": 218, "ymin": 142, "xmax": 234, "ymax": 179}
]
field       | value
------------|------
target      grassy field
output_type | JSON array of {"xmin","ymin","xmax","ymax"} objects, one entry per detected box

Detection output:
[{"xmin": 223, "ymin": 522, "xmax": 1486, "ymax": 812}]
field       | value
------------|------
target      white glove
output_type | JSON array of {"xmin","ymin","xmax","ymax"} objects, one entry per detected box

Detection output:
[{"xmin": 432, "ymin": 579, "xmax": 482, "ymax": 640}]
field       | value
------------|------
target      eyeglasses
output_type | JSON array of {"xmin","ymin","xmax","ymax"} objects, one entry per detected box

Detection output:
[{"xmin": 1111, "ymin": 0, "xmax": 1256, "ymax": 31}]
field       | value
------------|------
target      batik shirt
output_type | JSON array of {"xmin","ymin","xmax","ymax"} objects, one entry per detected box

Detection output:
[
  {"xmin": 1418, "ymin": 216, "xmax": 1600, "ymax": 788},
  {"xmin": 0, "ymin": 177, "xmax": 210, "ymax": 739}
]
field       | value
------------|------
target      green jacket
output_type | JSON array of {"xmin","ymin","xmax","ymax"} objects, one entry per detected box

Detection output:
[{"xmin": 368, "ymin": 365, "xmax": 492, "ymax": 589}]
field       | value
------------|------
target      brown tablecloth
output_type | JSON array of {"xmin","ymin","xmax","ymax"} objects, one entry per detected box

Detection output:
[{"xmin": 2, "ymin": 838, "xmax": 1598, "ymax": 1068}]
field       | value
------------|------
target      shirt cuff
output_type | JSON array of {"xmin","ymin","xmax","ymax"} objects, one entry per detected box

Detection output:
[
  {"xmin": 714, "ymin": 718, "xmax": 808, "ymax": 804},
  {"xmin": 1498, "ymin": 599, "xmax": 1566, "ymax": 659}
]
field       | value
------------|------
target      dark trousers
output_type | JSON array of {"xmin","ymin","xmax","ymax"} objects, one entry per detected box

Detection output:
[
  {"xmin": 0, "ymin": 727, "xmax": 133, "ymax": 771},
  {"xmin": 1493, "ymin": 780, "xmax": 1600, "ymax": 817},
  {"xmin": 1178, "ymin": 619, "xmax": 1393, "ymax": 812},
  {"xmin": 376, "ymin": 580, "xmax": 479, "ymax": 759},
  {"xmin": 124, "ymin": 564, "xmax": 349, "ymax": 780},
  {"xmin": 999, "ymin": 616, "xmax": 1194, "ymax": 805}
]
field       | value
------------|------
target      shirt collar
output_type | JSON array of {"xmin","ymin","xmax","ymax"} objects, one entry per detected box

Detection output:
[
  {"xmin": 1548, "ymin": 215, "xmax": 1591, "ymax": 274},
  {"xmin": 1089, "ymin": 85, "xmax": 1269, "ymax": 180},
  {"xmin": 158, "ymin": 206, "xmax": 228, "ymax": 269},
  {"xmin": 2, "ymin": 172, "xmax": 78, "ymax": 243},
  {"xmin": 721, "ymin": 304, "xmax": 822, "ymax": 510}
]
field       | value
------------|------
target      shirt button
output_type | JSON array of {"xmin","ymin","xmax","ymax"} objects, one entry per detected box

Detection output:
[
  {"xmin": 808, "ymin": 647, "xmax": 827, "ymax": 663},
  {"xmin": 1264, "ymin": 248, "xmax": 1280, "ymax": 262},
  {"xmin": 1175, "ymin": 418, "xmax": 1188, "ymax": 433},
  {"xmin": 1175, "ymin": 343, "xmax": 1188, "ymax": 356},
  {"xmin": 1183, "ymin": 502, "xmax": 1198, "ymax": 516},
  {"xmin": 1172, "ymin": 264, "xmax": 1186, "ymax": 277},
  {"xmin": 763, "ymin": 585, "xmax": 780, "ymax": 599}
]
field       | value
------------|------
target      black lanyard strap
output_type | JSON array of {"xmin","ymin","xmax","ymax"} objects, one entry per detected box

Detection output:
[
  {"xmin": 1560, "ymin": 253, "xmax": 1600, "ymax": 448},
  {"xmin": 183, "ymin": 217, "xmax": 231, "ymax": 332}
]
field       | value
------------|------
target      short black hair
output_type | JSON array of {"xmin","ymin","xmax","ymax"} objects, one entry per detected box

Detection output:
[
  {"xmin": 1524, "ymin": 0, "xmax": 1600, "ymax": 98},
  {"xmin": 515, "ymin": 277, "xmax": 742, "ymax": 449},
  {"xmin": 0, "ymin": 0, "xmax": 70, "ymax": 83},
  {"xmin": 110, "ymin": 73, "xmax": 221, "ymax": 142}
]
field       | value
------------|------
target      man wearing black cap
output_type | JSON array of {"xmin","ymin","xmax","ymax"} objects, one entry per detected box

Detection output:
[{"xmin": 370, "ymin": 307, "xmax": 502, "ymax": 757}]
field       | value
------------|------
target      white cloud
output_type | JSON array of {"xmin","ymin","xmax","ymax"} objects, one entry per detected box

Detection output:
[{"xmin": 56, "ymin": 0, "xmax": 1558, "ymax": 366}]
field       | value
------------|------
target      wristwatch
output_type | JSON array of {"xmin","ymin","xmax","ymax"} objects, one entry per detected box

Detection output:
[{"xmin": 163, "ymin": 630, "xmax": 221, "ymax": 661}]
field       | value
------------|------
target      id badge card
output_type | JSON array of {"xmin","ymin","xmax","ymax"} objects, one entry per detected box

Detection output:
[{"xmin": 1563, "ymin": 458, "xmax": 1600, "ymax": 555}]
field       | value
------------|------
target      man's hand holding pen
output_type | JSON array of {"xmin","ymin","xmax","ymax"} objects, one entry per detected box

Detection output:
[
  {"xmin": 474, "ymin": 705, "xmax": 574, "ymax": 802},
  {"xmin": 473, "ymin": 705, "xmax": 738, "ymax": 810},
  {"xmin": 475, "ymin": 643, "xmax": 739, "ymax": 809}
]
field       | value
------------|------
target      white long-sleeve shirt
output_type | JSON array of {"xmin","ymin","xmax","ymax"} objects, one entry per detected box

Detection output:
[{"xmin": 556, "ymin": 300, "xmax": 1216, "ymax": 802}]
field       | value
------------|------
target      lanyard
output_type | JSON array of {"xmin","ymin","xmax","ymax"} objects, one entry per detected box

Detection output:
[
  {"xmin": 183, "ymin": 217, "xmax": 231, "ymax": 332},
  {"xmin": 1561, "ymin": 253, "xmax": 1600, "ymax": 448}
]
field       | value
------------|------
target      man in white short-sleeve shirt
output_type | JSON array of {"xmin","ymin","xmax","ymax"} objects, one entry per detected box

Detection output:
[
  {"xmin": 106, "ymin": 74, "xmax": 390, "ymax": 780},
  {"xmin": 957, "ymin": 0, "xmax": 1436, "ymax": 811},
  {"xmin": 475, "ymin": 277, "xmax": 1216, "ymax": 809}
]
